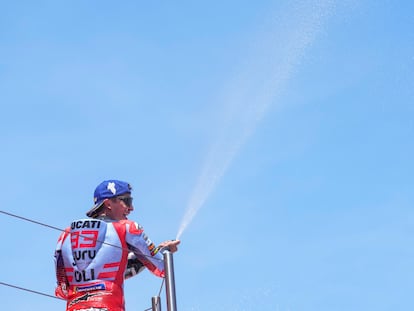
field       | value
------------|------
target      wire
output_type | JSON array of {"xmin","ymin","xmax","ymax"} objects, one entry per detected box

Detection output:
[
  {"xmin": 0, "ymin": 209, "xmax": 125, "ymax": 251},
  {"xmin": 0, "ymin": 210, "xmax": 63, "ymax": 232},
  {"xmin": 1, "ymin": 280, "xmax": 166, "ymax": 311},
  {"xmin": 0, "ymin": 210, "xmax": 162, "ymax": 261},
  {"xmin": 0, "ymin": 281, "xmax": 64, "ymax": 301},
  {"xmin": 143, "ymin": 280, "xmax": 164, "ymax": 311},
  {"xmin": 158, "ymin": 279, "xmax": 165, "ymax": 297}
]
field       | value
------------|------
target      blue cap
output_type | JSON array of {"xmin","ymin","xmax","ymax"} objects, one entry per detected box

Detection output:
[{"xmin": 86, "ymin": 180, "xmax": 132, "ymax": 217}]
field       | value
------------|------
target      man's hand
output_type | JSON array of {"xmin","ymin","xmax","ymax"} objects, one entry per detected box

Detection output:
[{"xmin": 159, "ymin": 240, "xmax": 181, "ymax": 253}]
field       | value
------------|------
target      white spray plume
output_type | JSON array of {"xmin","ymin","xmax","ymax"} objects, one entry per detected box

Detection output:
[{"xmin": 176, "ymin": 0, "xmax": 336, "ymax": 240}]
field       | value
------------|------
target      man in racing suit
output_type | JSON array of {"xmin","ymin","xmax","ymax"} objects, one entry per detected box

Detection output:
[{"xmin": 54, "ymin": 180, "xmax": 180, "ymax": 311}]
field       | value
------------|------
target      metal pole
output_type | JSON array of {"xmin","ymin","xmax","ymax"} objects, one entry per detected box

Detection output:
[
  {"xmin": 163, "ymin": 250, "xmax": 177, "ymax": 311},
  {"xmin": 152, "ymin": 296, "xmax": 161, "ymax": 311}
]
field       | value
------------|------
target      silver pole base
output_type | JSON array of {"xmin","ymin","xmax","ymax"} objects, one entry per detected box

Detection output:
[{"xmin": 152, "ymin": 296, "xmax": 161, "ymax": 311}]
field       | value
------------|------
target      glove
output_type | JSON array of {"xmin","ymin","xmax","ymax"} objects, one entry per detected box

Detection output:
[{"xmin": 124, "ymin": 252, "xmax": 145, "ymax": 279}]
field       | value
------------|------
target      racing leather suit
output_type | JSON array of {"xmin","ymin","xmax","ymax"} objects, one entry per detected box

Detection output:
[{"xmin": 54, "ymin": 218, "xmax": 165, "ymax": 311}]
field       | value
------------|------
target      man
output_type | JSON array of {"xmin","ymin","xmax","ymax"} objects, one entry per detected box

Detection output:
[{"xmin": 54, "ymin": 179, "xmax": 180, "ymax": 311}]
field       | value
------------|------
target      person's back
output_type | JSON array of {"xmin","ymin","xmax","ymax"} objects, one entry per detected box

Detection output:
[
  {"xmin": 56, "ymin": 218, "xmax": 129, "ymax": 311},
  {"xmin": 54, "ymin": 179, "xmax": 180, "ymax": 311}
]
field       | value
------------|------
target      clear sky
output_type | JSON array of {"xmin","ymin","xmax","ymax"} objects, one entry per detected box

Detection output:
[{"xmin": 1, "ymin": 1, "xmax": 413, "ymax": 310}]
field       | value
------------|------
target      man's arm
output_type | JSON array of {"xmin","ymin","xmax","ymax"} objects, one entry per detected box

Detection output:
[{"xmin": 54, "ymin": 231, "xmax": 70, "ymax": 299}]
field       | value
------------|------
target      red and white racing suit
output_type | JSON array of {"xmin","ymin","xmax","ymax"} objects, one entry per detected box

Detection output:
[{"xmin": 54, "ymin": 218, "xmax": 165, "ymax": 311}]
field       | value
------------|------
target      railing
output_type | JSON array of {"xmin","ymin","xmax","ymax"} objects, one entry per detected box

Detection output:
[{"xmin": 152, "ymin": 250, "xmax": 178, "ymax": 311}]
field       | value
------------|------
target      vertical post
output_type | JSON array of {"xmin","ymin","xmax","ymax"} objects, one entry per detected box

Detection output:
[
  {"xmin": 152, "ymin": 296, "xmax": 161, "ymax": 311},
  {"xmin": 163, "ymin": 250, "xmax": 177, "ymax": 311}
]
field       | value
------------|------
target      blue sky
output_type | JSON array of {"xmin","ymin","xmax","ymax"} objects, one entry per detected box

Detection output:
[{"xmin": 1, "ymin": 1, "xmax": 413, "ymax": 310}]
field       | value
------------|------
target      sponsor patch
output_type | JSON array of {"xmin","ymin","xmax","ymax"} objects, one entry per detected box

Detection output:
[{"xmin": 75, "ymin": 283, "xmax": 106, "ymax": 293}]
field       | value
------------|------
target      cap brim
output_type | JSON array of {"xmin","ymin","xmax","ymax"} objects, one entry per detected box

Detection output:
[{"xmin": 86, "ymin": 201, "xmax": 105, "ymax": 218}]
